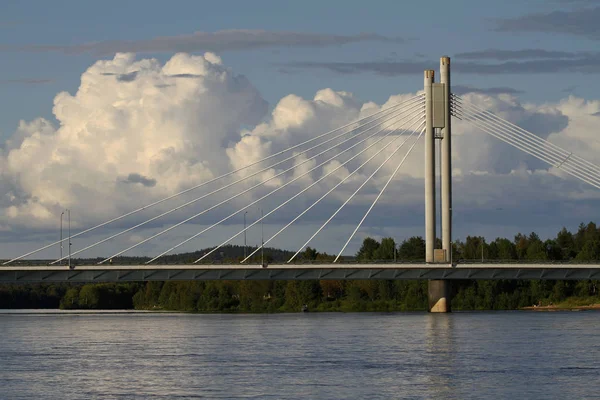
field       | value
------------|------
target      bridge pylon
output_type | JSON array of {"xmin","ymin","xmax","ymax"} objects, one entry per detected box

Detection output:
[{"xmin": 425, "ymin": 57, "xmax": 453, "ymax": 313}]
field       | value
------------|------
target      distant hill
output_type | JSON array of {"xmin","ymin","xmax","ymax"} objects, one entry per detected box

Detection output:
[{"xmin": 4, "ymin": 244, "xmax": 343, "ymax": 265}]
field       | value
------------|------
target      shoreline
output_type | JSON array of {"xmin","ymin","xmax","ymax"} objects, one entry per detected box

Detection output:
[
  {"xmin": 3, "ymin": 303, "xmax": 600, "ymax": 314},
  {"xmin": 521, "ymin": 304, "xmax": 600, "ymax": 312}
]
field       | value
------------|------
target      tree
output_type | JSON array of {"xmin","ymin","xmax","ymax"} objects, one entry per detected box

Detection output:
[
  {"xmin": 373, "ymin": 238, "xmax": 396, "ymax": 260},
  {"xmin": 463, "ymin": 236, "xmax": 485, "ymax": 260},
  {"xmin": 526, "ymin": 235, "xmax": 547, "ymax": 261},
  {"xmin": 397, "ymin": 237, "xmax": 425, "ymax": 260},
  {"xmin": 60, "ymin": 288, "xmax": 80, "ymax": 309},
  {"xmin": 514, "ymin": 233, "xmax": 529, "ymax": 259},
  {"xmin": 544, "ymin": 239, "xmax": 562, "ymax": 261},
  {"xmin": 492, "ymin": 238, "xmax": 517, "ymax": 260},
  {"xmin": 356, "ymin": 238, "xmax": 380, "ymax": 261},
  {"xmin": 556, "ymin": 227, "xmax": 575, "ymax": 260},
  {"xmin": 301, "ymin": 247, "xmax": 318, "ymax": 261},
  {"xmin": 316, "ymin": 252, "xmax": 335, "ymax": 262},
  {"xmin": 79, "ymin": 285, "xmax": 100, "ymax": 309},
  {"xmin": 576, "ymin": 240, "xmax": 600, "ymax": 261},
  {"xmin": 573, "ymin": 222, "xmax": 599, "ymax": 255},
  {"xmin": 320, "ymin": 280, "xmax": 344, "ymax": 299}
]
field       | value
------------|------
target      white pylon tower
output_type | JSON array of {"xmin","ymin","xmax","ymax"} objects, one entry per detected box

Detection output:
[
  {"xmin": 424, "ymin": 58, "xmax": 452, "ymax": 263},
  {"xmin": 440, "ymin": 56, "xmax": 452, "ymax": 263},
  {"xmin": 425, "ymin": 57, "xmax": 452, "ymax": 312},
  {"xmin": 424, "ymin": 70, "xmax": 436, "ymax": 263}
]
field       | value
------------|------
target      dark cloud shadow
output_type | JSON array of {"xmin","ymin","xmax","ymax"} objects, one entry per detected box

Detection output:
[
  {"xmin": 456, "ymin": 49, "xmax": 584, "ymax": 60},
  {"xmin": 284, "ymin": 51, "xmax": 600, "ymax": 75},
  {"xmin": 121, "ymin": 173, "xmax": 156, "ymax": 188},
  {"xmin": 494, "ymin": 7, "xmax": 600, "ymax": 40},
  {"xmin": 453, "ymin": 85, "xmax": 523, "ymax": 95},
  {"xmin": 0, "ymin": 79, "xmax": 53, "ymax": 85},
  {"xmin": 0, "ymin": 30, "xmax": 403, "ymax": 55}
]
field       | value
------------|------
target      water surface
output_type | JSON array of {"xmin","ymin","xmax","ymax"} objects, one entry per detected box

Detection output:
[{"xmin": 1, "ymin": 311, "xmax": 599, "ymax": 399}]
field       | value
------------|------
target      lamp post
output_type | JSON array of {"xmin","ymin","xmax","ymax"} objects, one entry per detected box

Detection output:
[
  {"xmin": 243, "ymin": 211, "xmax": 248, "ymax": 260},
  {"xmin": 60, "ymin": 211, "xmax": 65, "ymax": 265},
  {"xmin": 67, "ymin": 209, "xmax": 72, "ymax": 269},
  {"xmin": 480, "ymin": 237, "xmax": 484, "ymax": 262},
  {"xmin": 260, "ymin": 208, "xmax": 264, "ymax": 266}
]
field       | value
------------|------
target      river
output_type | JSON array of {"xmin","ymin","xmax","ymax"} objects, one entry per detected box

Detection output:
[{"xmin": 1, "ymin": 311, "xmax": 599, "ymax": 399}]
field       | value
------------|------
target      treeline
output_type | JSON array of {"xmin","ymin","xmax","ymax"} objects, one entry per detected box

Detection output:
[
  {"xmin": 355, "ymin": 222, "xmax": 600, "ymax": 262},
  {"xmin": 0, "ymin": 283, "xmax": 140, "ymax": 309},
  {"xmin": 351, "ymin": 222, "xmax": 600, "ymax": 309},
  {"xmin": 1, "ymin": 223, "xmax": 599, "ymax": 311},
  {"xmin": 131, "ymin": 280, "xmax": 428, "ymax": 312},
  {"xmin": 65, "ymin": 245, "xmax": 304, "ymax": 265}
]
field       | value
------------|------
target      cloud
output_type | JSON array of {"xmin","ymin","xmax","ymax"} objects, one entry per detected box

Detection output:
[
  {"xmin": 122, "ymin": 173, "xmax": 156, "ymax": 187},
  {"xmin": 285, "ymin": 60, "xmax": 427, "ymax": 76},
  {"xmin": 102, "ymin": 71, "xmax": 206, "ymax": 82},
  {"xmin": 0, "ymin": 79, "xmax": 53, "ymax": 85},
  {"xmin": 0, "ymin": 52, "xmax": 268, "ymax": 229},
  {"xmin": 453, "ymin": 85, "xmax": 523, "ymax": 95},
  {"xmin": 451, "ymin": 93, "xmax": 573, "ymax": 175},
  {"xmin": 494, "ymin": 7, "xmax": 600, "ymax": 40},
  {"xmin": 1, "ymin": 52, "xmax": 600, "ymax": 258},
  {"xmin": 0, "ymin": 30, "xmax": 402, "ymax": 55},
  {"xmin": 285, "ymin": 52, "xmax": 600, "ymax": 75},
  {"xmin": 456, "ymin": 49, "xmax": 584, "ymax": 60},
  {"xmin": 101, "ymin": 71, "xmax": 138, "ymax": 82},
  {"xmin": 556, "ymin": 0, "xmax": 598, "ymax": 3}
]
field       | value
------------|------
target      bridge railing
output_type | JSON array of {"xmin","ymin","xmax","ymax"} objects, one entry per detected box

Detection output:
[{"xmin": 1, "ymin": 258, "xmax": 598, "ymax": 267}]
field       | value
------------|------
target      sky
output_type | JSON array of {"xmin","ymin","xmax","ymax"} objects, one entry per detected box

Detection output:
[{"xmin": 1, "ymin": 0, "xmax": 600, "ymax": 260}]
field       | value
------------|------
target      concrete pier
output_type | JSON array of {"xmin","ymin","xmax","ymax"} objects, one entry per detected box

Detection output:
[
  {"xmin": 428, "ymin": 279, "xmax": 451, "ymax": 313},
  {"xmin": 424, "ymin": 70, "xmax": 436, "ymax": 263}
]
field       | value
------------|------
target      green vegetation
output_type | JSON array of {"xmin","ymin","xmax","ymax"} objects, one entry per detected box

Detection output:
[
  {"xmin": 0, "ymin": 283, "xmax": 140, "ymax": 310},
  {"xmin": 1, "ymin": 222, "xmax": 600, "ymax": 312},
  {"xmin": 130, "ymin": 280, "xmax": 429, "ymax": 312}
]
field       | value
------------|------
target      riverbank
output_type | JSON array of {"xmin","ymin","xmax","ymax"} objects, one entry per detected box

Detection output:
[
  {"xmin": 521, "ymin": 297, "xmax": 600, "ymax": 311},
  {"xmin": 522, "ymin": 304, "xmax": 600, "ymax": 311}
]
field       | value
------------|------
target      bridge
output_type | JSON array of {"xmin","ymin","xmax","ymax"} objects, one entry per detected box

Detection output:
[
  {"xmin": 2, "ymin": 263, "xmax": 600, "ymax": 283},
  {"xmin": 3, "ymin": 57, "xmax": 600, "ymax": 312}
]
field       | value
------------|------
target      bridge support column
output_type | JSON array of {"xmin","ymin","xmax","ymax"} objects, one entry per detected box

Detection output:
[
  {"xmin": 424, "ymin": 70, "xmax": 436, "ymax": 263},
  {"xmin": 440, "ymin": 57, "xmax": 452, "ymax": 264},
  {"xmin": 428, "ymin": 279, "xmax": 451, "ymax": 313}
]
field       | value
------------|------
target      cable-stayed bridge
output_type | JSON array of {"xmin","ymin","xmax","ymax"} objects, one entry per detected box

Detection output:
[
  {"xmin": 2, "ymin": 262, "xmax": 599, "ymax": 283},
  {"xmin": 2, "ymin": 57, "xmax": 600, "ymax": 311}
]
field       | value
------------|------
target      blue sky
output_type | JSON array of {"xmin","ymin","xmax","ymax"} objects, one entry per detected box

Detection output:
[
  {"xmin": 2, "ymin": 0, "xmax": 599, "ymax": 138},
  {"xmin": 1, "ymin": 0, "xmax": 600, "ymax": 259}
]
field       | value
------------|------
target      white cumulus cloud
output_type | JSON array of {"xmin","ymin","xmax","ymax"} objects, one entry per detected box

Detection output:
[
  {"xmin": 1, "ymin": 53, "xmax": 600, "ymax": 258},
  {"xmin": 1, "ymin": 52, "xmax": 267, "ymax": 229}
]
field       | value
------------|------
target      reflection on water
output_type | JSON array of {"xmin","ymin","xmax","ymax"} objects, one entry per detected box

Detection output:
[
  {"xmin": 426, "ymin": 314, "xmax": 455, "ymax": 398},
  {"xmin": 1, "ymin": 311, "xmax": 599, "ymax": 399}
]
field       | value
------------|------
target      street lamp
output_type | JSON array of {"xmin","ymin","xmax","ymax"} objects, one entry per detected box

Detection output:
[
  {"xmin": 449, "ymin": 207, "xmax": 453, "ymax": 265},
  {"xmin": 480, "ymin": 237, "xmax": 484, "ymax": 262},
  {"xmin": 60, "ymin": 211, "xmax": 65, "ymax": 265},
  {"xmin": 260, "ymin": 208, "xmax": 264, "ymax": 266},
  {"xmin": 67, "ymin": 209, "xmax": 72, "ymax": 269},
  {"xmin": 243, "ymin": 211, "xmax": 248, "ymax": 260}
]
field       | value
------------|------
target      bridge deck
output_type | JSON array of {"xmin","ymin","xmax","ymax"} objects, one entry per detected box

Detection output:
[{"xmin": 1, "ymin": 263, "xmax": 600, "ymax": 282}]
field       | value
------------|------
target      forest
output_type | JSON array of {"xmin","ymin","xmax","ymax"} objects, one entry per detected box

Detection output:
[{"xmin": 1, "ymin": 222, "xmax": 599, "ymax": 312}]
